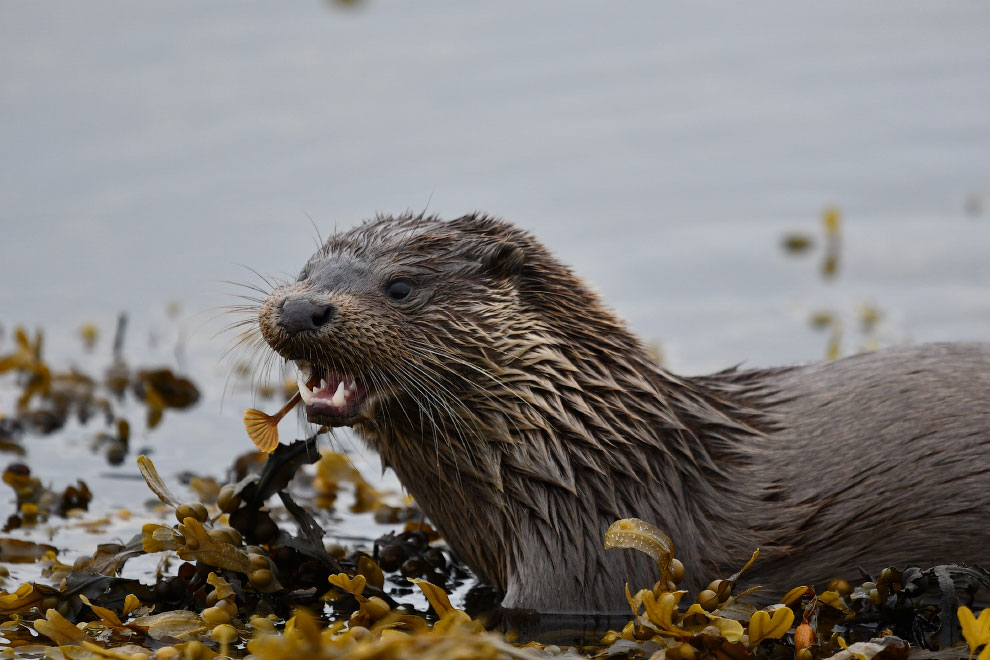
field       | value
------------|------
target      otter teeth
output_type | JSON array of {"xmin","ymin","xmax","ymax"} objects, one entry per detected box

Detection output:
[
  {"xmin": 330, "ymin": 381, "xmax": 347, "ymax": 407},
  {"xmin": 300, "ymin": 373, "xmax": 363, "ymax": 413},
  {"xmin": 296, "ymin": 372, "xmax": 314, "ymax": 405}
]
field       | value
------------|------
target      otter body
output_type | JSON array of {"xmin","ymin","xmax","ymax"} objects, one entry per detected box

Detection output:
[{"xmin": 259, "ymin": 213, "xmax": 990, "ymax": 613}]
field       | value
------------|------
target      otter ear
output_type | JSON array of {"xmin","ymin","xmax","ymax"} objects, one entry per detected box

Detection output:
[{"xmin": 477, "ymin": 240, "xmax": 525, "ymax": 281}]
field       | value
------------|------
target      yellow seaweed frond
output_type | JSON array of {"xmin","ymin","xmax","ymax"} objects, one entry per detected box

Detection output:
[{"xmin": 244, "ymin": 408, "xmax": 280, "ymax": 453}]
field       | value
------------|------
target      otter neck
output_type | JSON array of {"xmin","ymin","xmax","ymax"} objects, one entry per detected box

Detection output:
[{"xmin": 360, "ymin": 318, "xmax": 773, "ymax": 596}]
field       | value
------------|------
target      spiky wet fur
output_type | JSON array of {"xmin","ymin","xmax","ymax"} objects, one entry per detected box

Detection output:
[{"xmin": 258, "ymin": 213, "xmax": 990, "ymax": 613}]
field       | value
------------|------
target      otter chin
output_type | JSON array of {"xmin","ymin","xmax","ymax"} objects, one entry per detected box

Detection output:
[{"xmin": 257, "ymin": 212, "xmax": 990, "ymax": 614}]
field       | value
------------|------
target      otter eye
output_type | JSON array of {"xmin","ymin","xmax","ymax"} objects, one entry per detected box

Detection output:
[{"xmin": 385, "ymin": 279, "xmax": 413, "ymax": 301}]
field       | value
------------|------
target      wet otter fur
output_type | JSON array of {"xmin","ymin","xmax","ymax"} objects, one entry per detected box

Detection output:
[{"xmin": 258, "ymin": 212, "xmax": 990, "ymax": 613}]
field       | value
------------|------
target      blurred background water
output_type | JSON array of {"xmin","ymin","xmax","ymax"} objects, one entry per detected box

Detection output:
[{"xmin": 1, "ymin": 1, "xmax": 988, "ymax": 574}]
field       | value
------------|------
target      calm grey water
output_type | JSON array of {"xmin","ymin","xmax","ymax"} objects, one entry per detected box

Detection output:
[{"xmin": 1, "ymin": 2, "xmax": 988, "ymax": 580}]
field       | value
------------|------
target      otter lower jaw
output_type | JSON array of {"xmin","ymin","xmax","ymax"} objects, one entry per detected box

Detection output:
[{"xmin": 294, "ymin": 360, "xmax": 371, "ymax": 426}]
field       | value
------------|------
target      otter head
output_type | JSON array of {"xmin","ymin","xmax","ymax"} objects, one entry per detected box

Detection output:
[
  {"xmin": 257, "ymin": 213, "xmax": 723, "ymax": 608},
  {"xmin": 258, "ymin": 213, "xmax": 538, "ymax": 435}
]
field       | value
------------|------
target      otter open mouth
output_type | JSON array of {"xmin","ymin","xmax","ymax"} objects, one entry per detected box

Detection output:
[{"xmin": 294, "ymin": 360, "xmax": 369, "ymax": 425}]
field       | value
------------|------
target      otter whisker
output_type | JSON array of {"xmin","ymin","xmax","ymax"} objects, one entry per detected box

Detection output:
[
  {"xmin": 387, "ymin": 362, "xmax": 456, "ymax": 441},
  {"xmin": 218, "ymin": 336, "xmax": 273, "ymax": 412},
  {"xmin": 373, "ymin": 350, "xmax": 474, "ymax": 470},
  {"xmin": 407, "ymin": 340, "xmax": 539, "ymax": 411},
  {"xmin": 224, "ymin": 296, "xmax": 267, "ymax": 307},
  {"xmin": 363, "ymin": 367, "xmax": 398, "ymax": 436},
  {"xmin": 394, "ymin": 356, "xmax": 505, "ymax": 465},
  {"xmin": 216, "ymin": 301, "xmax": 265, "ymax": 312},
  {"xmin": 344, "ymin": 355, "xmax": 454, "ymax": 480},
  {"xmin": 214, "ymin": 317, "xmax": 264, "ymax": 339},
  {"xmin": 386, "ymin": 366, "xmax": 451, "ymax": 479},
  {"xmin": 217, "ymin": 331, "xmax": 265, "ymax": 364},
  {"xmin": 196, "ymin": 305, "xmax": 262, "ymax": 343},
  {"xmin": 388, "ymin": 361, "xmax": 476, "ymax": 481},
  {"xmin": 215, "ymin": 278, "xmax": 274, "ymax": 296},
  {"xmin": 233, "ymin": 264, "xmax": 280, "ymax": 294},
  {"xmin": 403, "ymin": 344, "xmax": 534, "ymax": 443},
  {"xmin": 392, "ymin": 358, "xmax": 479, "ymax": 433},
  {"xmin": 404, "ymin": 346, "xmax": 523, "ymax": 416}
]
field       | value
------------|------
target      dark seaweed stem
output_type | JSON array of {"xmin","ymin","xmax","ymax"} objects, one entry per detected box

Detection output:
[{"xmin": 111, "ymin": 313, "xmax": 127, "ymax": 361}]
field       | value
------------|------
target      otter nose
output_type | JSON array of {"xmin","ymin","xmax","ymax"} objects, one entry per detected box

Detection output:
[{"xmin": 279, "ymin": 298, "xmax": 334, "ymax": 336}]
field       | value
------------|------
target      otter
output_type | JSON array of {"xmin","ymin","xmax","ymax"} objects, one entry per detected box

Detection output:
[{"xmin": 257, "ymin": 212, "xmax": 990, "ymax": 613}]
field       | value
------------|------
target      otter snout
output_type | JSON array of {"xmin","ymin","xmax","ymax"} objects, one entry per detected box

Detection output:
[{"xmin": 279, "ymin": 298, "xmax": 334, "ymax": 336}]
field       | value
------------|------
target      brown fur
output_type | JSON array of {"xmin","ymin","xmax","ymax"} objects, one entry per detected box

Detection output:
[{"xmin": 258, "ymin": 213, "xmax": 990, "ymax": 613}]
